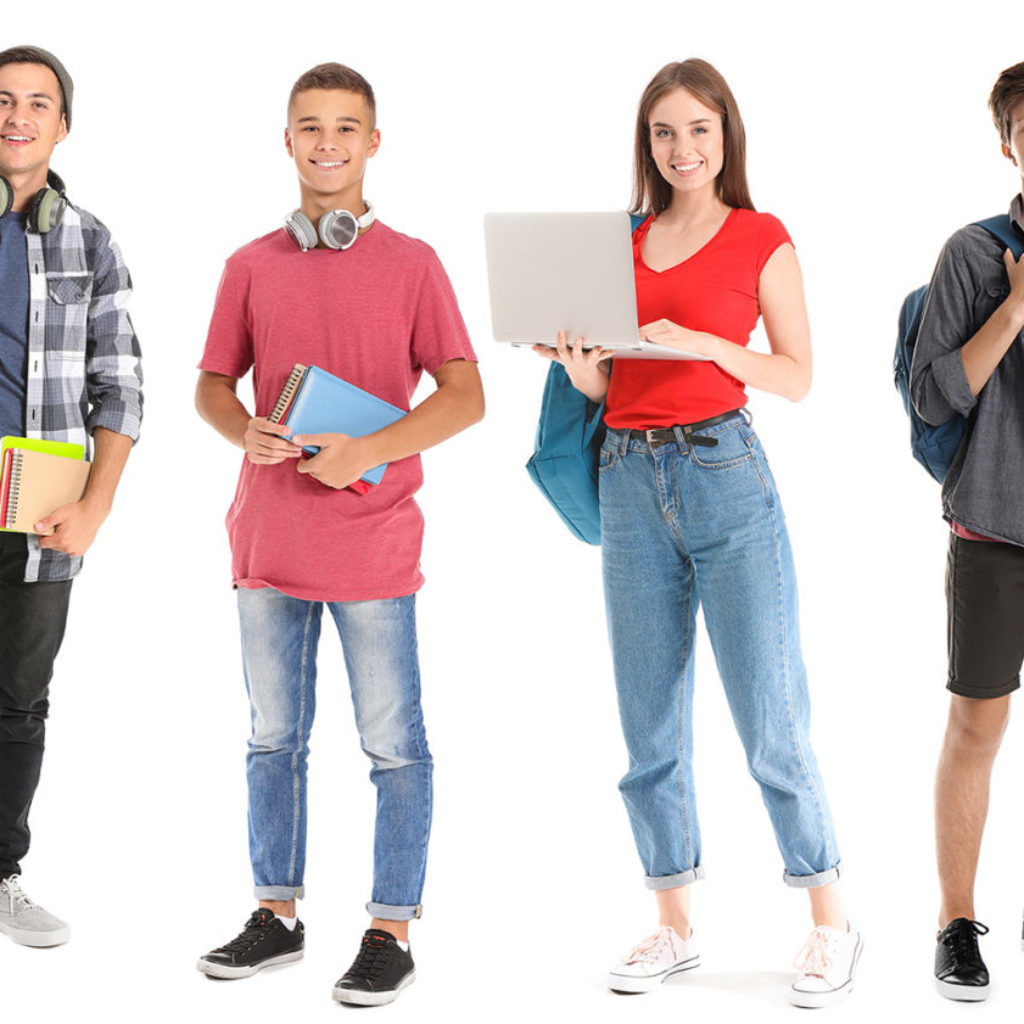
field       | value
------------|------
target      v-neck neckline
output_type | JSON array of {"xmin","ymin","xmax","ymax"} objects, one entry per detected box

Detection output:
[{"xmin": 637, "ymin": 207, "xmax": 736, "ymax": 275}]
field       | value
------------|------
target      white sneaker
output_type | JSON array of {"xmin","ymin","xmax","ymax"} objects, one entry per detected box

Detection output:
[
  {"xmin": 789, "ymin": 924, "xmax": 862, "ymax": 1008},
  {"xmin": 0, "ymin": 875, "xmax": 70, "ymax": 947},
  {"xmin": 607, "ymin": 925, "xmax": 700, "ymax": 993}
]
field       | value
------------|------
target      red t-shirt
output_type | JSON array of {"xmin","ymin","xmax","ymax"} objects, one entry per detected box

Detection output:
[
  {"xmin": 199, "ymin": 223, "xmax": 476, "ymax": 601},
  {"xmin": 605, "ymin": 208, "xmax": 792, "ymax": 428}
]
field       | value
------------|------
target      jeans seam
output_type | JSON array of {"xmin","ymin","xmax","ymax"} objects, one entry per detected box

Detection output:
[
  {"xmin": 288, "ymin": 601, "xmax": 317, "ymax": 887},
  {"xmin": 677, "ymin": 558, "xmax": 695, "ymax": 869},
  {"xmin": 769, "ymin": 494, "xmax": 832, "ymax": 864}
]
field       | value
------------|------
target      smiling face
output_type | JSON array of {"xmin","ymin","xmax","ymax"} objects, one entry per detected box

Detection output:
[
  {"xmin": 285, "ymin": 88, "xmax": 379, "ymax": 216},
  {"xmin": 0, "ymin": 61, "xmax": 66, "ymax": 201},
  {"xmin": 647, "ymin": 87, "xmax": 724, "ymax": 202}
]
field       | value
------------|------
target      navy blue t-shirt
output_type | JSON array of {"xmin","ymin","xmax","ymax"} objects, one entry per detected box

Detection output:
[{"xmin": 0, "ymin": 212, "xmax": 29, "ymax": 438}]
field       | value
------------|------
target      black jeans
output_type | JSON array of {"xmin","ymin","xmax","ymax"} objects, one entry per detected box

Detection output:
[{"xmin": 0, "ymin": 533, "xmax": 72, "ymax": 879}]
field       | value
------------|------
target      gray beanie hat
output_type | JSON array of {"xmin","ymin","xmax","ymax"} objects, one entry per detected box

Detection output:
[{"xmin": 0, "ymin": 45, "xmax": 74, "ymax": 130}]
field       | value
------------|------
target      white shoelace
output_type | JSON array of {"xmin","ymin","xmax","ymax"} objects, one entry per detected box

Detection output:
[
  {"xmin": 1, "ymin": 875, "xmax": 34, "ymax": 915},
  {"xmin": 793, "ymin": 927, "xmax": 837, "ymax": 978}
]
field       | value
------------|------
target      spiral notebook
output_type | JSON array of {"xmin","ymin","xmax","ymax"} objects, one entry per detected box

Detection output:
[
  {"xmin": 269, "ymin": 364, "xmax": 406, "ymax": 489},
  {"xmin": 0, "ymin": 438, "xmax": 91, "ymax": 534}
]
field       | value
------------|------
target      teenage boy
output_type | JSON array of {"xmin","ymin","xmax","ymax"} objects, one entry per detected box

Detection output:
[
  {"xmin": 194, "ymin": 63, "xmax": 482, "ymax": 1005},
  {"xmin": 0, "ymin": 46, "xmax": 142, "ymax": 948},
  {"xmin": 911, "ymin": 62, "xmax": 1024, "ymax": 1002}
]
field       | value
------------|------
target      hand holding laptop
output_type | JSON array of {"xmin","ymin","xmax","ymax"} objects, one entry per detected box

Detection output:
[{"xmin": 533, "ymin": 331, "xmax": 615, "ymax": 404}]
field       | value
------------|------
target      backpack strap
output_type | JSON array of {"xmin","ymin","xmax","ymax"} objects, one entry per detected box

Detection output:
[
  {"xmin": 974, "ymin": 214, "xmax": 1024, "ymax": 259},
  {"xmin": 629, "ymin": 212, "xmax": 649, "ymax": 233}
]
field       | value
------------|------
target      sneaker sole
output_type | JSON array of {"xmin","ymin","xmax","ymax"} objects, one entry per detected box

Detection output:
[
  {"xmin": 196, "ymin": 949, "xmax": 303, "ymax": 979},
  {"xmin": 936, "ymin": 977, "xmax": 990, "ymax": 1002},
  {"xmin": 332, "ymin": 968, "xmax": 415, "ymax": 1005},
  {"xmin": 789, "ymin": 933, "xmax": 863, "ymax": 1008},
  {"xmin": 0, "ymin": 920, "xmax": 70, "ymax": 948},
  {"xmin": 608, "ymin": 955, "xmax": 701, "ymax": 993}
]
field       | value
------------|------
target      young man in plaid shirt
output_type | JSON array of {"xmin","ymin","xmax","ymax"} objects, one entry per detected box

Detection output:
[{"xmin": 0, "ymin": 45, "xmax": 142, "ymax": 948}]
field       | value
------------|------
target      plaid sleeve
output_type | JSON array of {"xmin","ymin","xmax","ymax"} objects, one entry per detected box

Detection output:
[{"xmin": 82, "ymin": 215, "xmax": 144, "ymax": 440}]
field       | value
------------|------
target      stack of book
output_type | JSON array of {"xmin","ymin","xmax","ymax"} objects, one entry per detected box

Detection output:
[{"xmin": 0, "ymin": 437, "xmax": 90, "ymax": 535}]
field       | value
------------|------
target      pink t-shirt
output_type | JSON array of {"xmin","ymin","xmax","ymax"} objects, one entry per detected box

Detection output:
[{"xmin": 199, "ymin": 222, "xmax": 476, "ymax": 601}]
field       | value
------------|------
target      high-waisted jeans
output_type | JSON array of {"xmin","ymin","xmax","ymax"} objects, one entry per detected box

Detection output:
[{"xmin": 599, "ymin": 413, "xmax": 840, "ymax": 889}]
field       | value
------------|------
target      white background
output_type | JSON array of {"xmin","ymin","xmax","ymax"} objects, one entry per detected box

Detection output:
[{"xmin": 5, "ymin": 0, "xmax": 1024, "ymax": 1020}]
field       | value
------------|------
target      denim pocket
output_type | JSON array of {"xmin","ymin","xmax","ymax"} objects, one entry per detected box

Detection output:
[
  {"xmin": 688, "ymin": 424, "xmax": 753, "ymax": 469},
  {"xmin": 599, "ymin": 439, "xmax": 622, "ymax": 472}
]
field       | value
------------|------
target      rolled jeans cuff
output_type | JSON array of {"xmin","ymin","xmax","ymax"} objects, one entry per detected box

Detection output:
[
  {"xmin": 366, "ymin": 901, "xmax": 423, "ymax": 921},
  {"xmin": 783, "ymin": 863, "xmax": 841, "ymax": 889},
  {"xmin": 644, "ymin": 866, "xmax": 705, "ymax": 891},
  {"xmin": 255, "ymin": 885, "xmax": 305, "ymax": 901}
]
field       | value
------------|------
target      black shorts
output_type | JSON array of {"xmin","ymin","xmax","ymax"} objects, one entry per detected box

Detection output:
[{"xmin": 946, "ymin": 534, "xmax": 1024, "ymax": 699}]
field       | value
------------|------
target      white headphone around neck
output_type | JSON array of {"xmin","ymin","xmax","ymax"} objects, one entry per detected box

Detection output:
[{"xmin": 284, "ymin": 203, "xmax": 375, "ymax": 252}]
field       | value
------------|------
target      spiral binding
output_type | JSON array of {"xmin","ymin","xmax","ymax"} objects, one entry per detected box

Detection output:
[
  {"xmin": 269, "ymin": 364, "xmax": 308, "ymax": 424},
  {"xmin": 5, "ymin": 451, "xmax": 24, "ymax": 529}
]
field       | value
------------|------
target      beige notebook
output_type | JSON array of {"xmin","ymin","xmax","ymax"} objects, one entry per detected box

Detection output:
[{"xmin": 2, "ymin": 448, "xmax": 91, "ymax": 534}]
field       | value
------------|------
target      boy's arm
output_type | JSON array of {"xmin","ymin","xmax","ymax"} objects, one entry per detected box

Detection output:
[
  {"xmin": 292, "ymin": 358, "xmax": 484, "ymax": 490},
  {"xmin": 912, "ymin": 236, "xmax": 1024, "ymax": 425},
  {"xmin": 37, "ymin": 224, "xmax": 143, "ymax": 556},
  {"xmin": 959, "ymin": 248, "xmax": 1024, "ymax": 394},
  {"xmin": 36, "ymin": 427, "xmax": 132, "ymax": 555},
  {"xmin": 195, "ymin": 370, "xmax": 300, "ymax": 463}
]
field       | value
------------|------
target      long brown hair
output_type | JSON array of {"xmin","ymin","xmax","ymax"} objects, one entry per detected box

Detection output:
[{"xmin": 630, "ymin": 59, "xmax": 754, "ymax": 216}]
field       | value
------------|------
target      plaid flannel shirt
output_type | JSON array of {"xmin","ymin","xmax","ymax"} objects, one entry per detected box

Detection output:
[{"xmin": 20, "ymin": 203, "xmax": 143, "ymax": 582}]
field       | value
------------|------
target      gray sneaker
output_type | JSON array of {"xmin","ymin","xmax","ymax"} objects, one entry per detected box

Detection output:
[{"xmin": 0, "ymin": 876, "xmax": 70, "ymax": 947}]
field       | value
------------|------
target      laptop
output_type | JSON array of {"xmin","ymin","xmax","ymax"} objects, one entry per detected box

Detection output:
[{"xmin": 483, "ymin": 211, "xmax": 709, "ymax": 361}]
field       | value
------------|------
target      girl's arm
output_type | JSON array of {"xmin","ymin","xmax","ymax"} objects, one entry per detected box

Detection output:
[
  {"xmin": 639, "ymin": 243, "xmax": 812, "ymax": 402},
  {"xmin": 533, "ymin": 332, "xmax": 614, "ymax": 402}
]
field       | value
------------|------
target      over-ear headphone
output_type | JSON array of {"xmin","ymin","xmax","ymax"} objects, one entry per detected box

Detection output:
[
  {"xmin": 0, "ymin": 170, "xmax": 68, "ymax": 233},
  {"xmin": 284, "ymin": 202, "xmax": 375, "ymax": 252}
]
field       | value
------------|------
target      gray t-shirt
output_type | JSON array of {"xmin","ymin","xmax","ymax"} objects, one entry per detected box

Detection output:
[
  {"xmin": 910, "ymin": 195, "xmax": 1024, "ymax": 545},
  {"xmin": 0, "ymin": 212, "xmax": 29, "ymax": 438}
]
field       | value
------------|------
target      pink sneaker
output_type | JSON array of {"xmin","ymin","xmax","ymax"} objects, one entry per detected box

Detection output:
[
  {"xmin": 790, "ymin": 924, "xmax": 863, "ymax": 1007},
  {"xmin": 607, "ymin": 925, "xmax": 700, "ymax": 993}
]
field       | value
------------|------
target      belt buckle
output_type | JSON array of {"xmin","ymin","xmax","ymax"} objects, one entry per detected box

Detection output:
[{"xmin": 645, "ymin": 428, "xmax": 664, "ymax": 447}]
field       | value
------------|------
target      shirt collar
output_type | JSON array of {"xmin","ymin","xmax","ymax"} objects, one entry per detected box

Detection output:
[{"xmin": 1011, "ymin": 193, "xmax": 1024, "ymax": 234}]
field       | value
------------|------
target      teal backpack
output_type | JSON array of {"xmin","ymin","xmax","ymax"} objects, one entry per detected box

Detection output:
[{"xmin": 526, "ymin": 213, "xmax": 646, "ymax": 543}]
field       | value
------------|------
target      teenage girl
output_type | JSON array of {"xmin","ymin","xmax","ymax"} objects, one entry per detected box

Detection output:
[{"xmin": 535, "ymin": 59, "xmax": 861, "ymax": 1008}]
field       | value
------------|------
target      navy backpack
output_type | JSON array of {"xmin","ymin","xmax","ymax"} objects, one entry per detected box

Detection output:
[
  {"xmin": 893, "ymin": 214, "xmax": 1024, "ymax": 483},
  {"xmin": 526, "ymin": 213, "xmax": 646, "ymax": 544}
]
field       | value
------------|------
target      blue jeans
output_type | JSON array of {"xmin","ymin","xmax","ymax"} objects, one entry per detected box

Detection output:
[
  {"xmin": 599, "ymin": 414, "xmax": 840, "ymax": 889},
  {"xmin": 237, "ymin": 588, "xmax": 432, "ymax": 920}
]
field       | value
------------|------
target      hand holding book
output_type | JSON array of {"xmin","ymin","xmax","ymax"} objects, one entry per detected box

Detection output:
[
  {"xmin": 268, "ymin": 364, "xmax": 406, "ymax": 494},
  {"xmin": 291, "ymin": 431, "xmax": 377, "ymax": 491},
  {"xmin": 242, "ymin": 416, "xmax": 302, "ymax": 465}
]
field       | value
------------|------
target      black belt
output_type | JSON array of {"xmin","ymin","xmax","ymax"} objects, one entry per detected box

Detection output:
[{"xmin": 627, "ymin": 408, "xmax": 744, "ymax": 449}]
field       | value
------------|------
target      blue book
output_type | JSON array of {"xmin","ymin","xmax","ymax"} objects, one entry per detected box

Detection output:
[{"xmin": 269, "ymin": 363, "xmax": 406, "ymax": 487}]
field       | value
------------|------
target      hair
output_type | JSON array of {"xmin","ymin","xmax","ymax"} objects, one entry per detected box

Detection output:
[
  {"xmin": 630, "ymin": 59, "xmax": 753, "ymax": 216},
  {"xmin": 0, "ymin": 46, "xmax": 69, "ymax": 122},
  {"xmin": 288, "ymin": 63, "xmax": 376, "ymax": 125},
  {"xmin": 989, "ymin": 62, "xmax": 1024, "ymax": 147}
]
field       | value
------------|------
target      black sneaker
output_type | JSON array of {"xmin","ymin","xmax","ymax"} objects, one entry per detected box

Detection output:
[
  {"xmin": 197, "ymin": 908, "xmax": 304, "ymax": 979},
  {"xmin": 935, "ymin": 918, "xmax": 990, "ymax": 1001},
  {"xmin": 332, "ymin": 928, "xmax": 415, "ymax": 1005}
]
